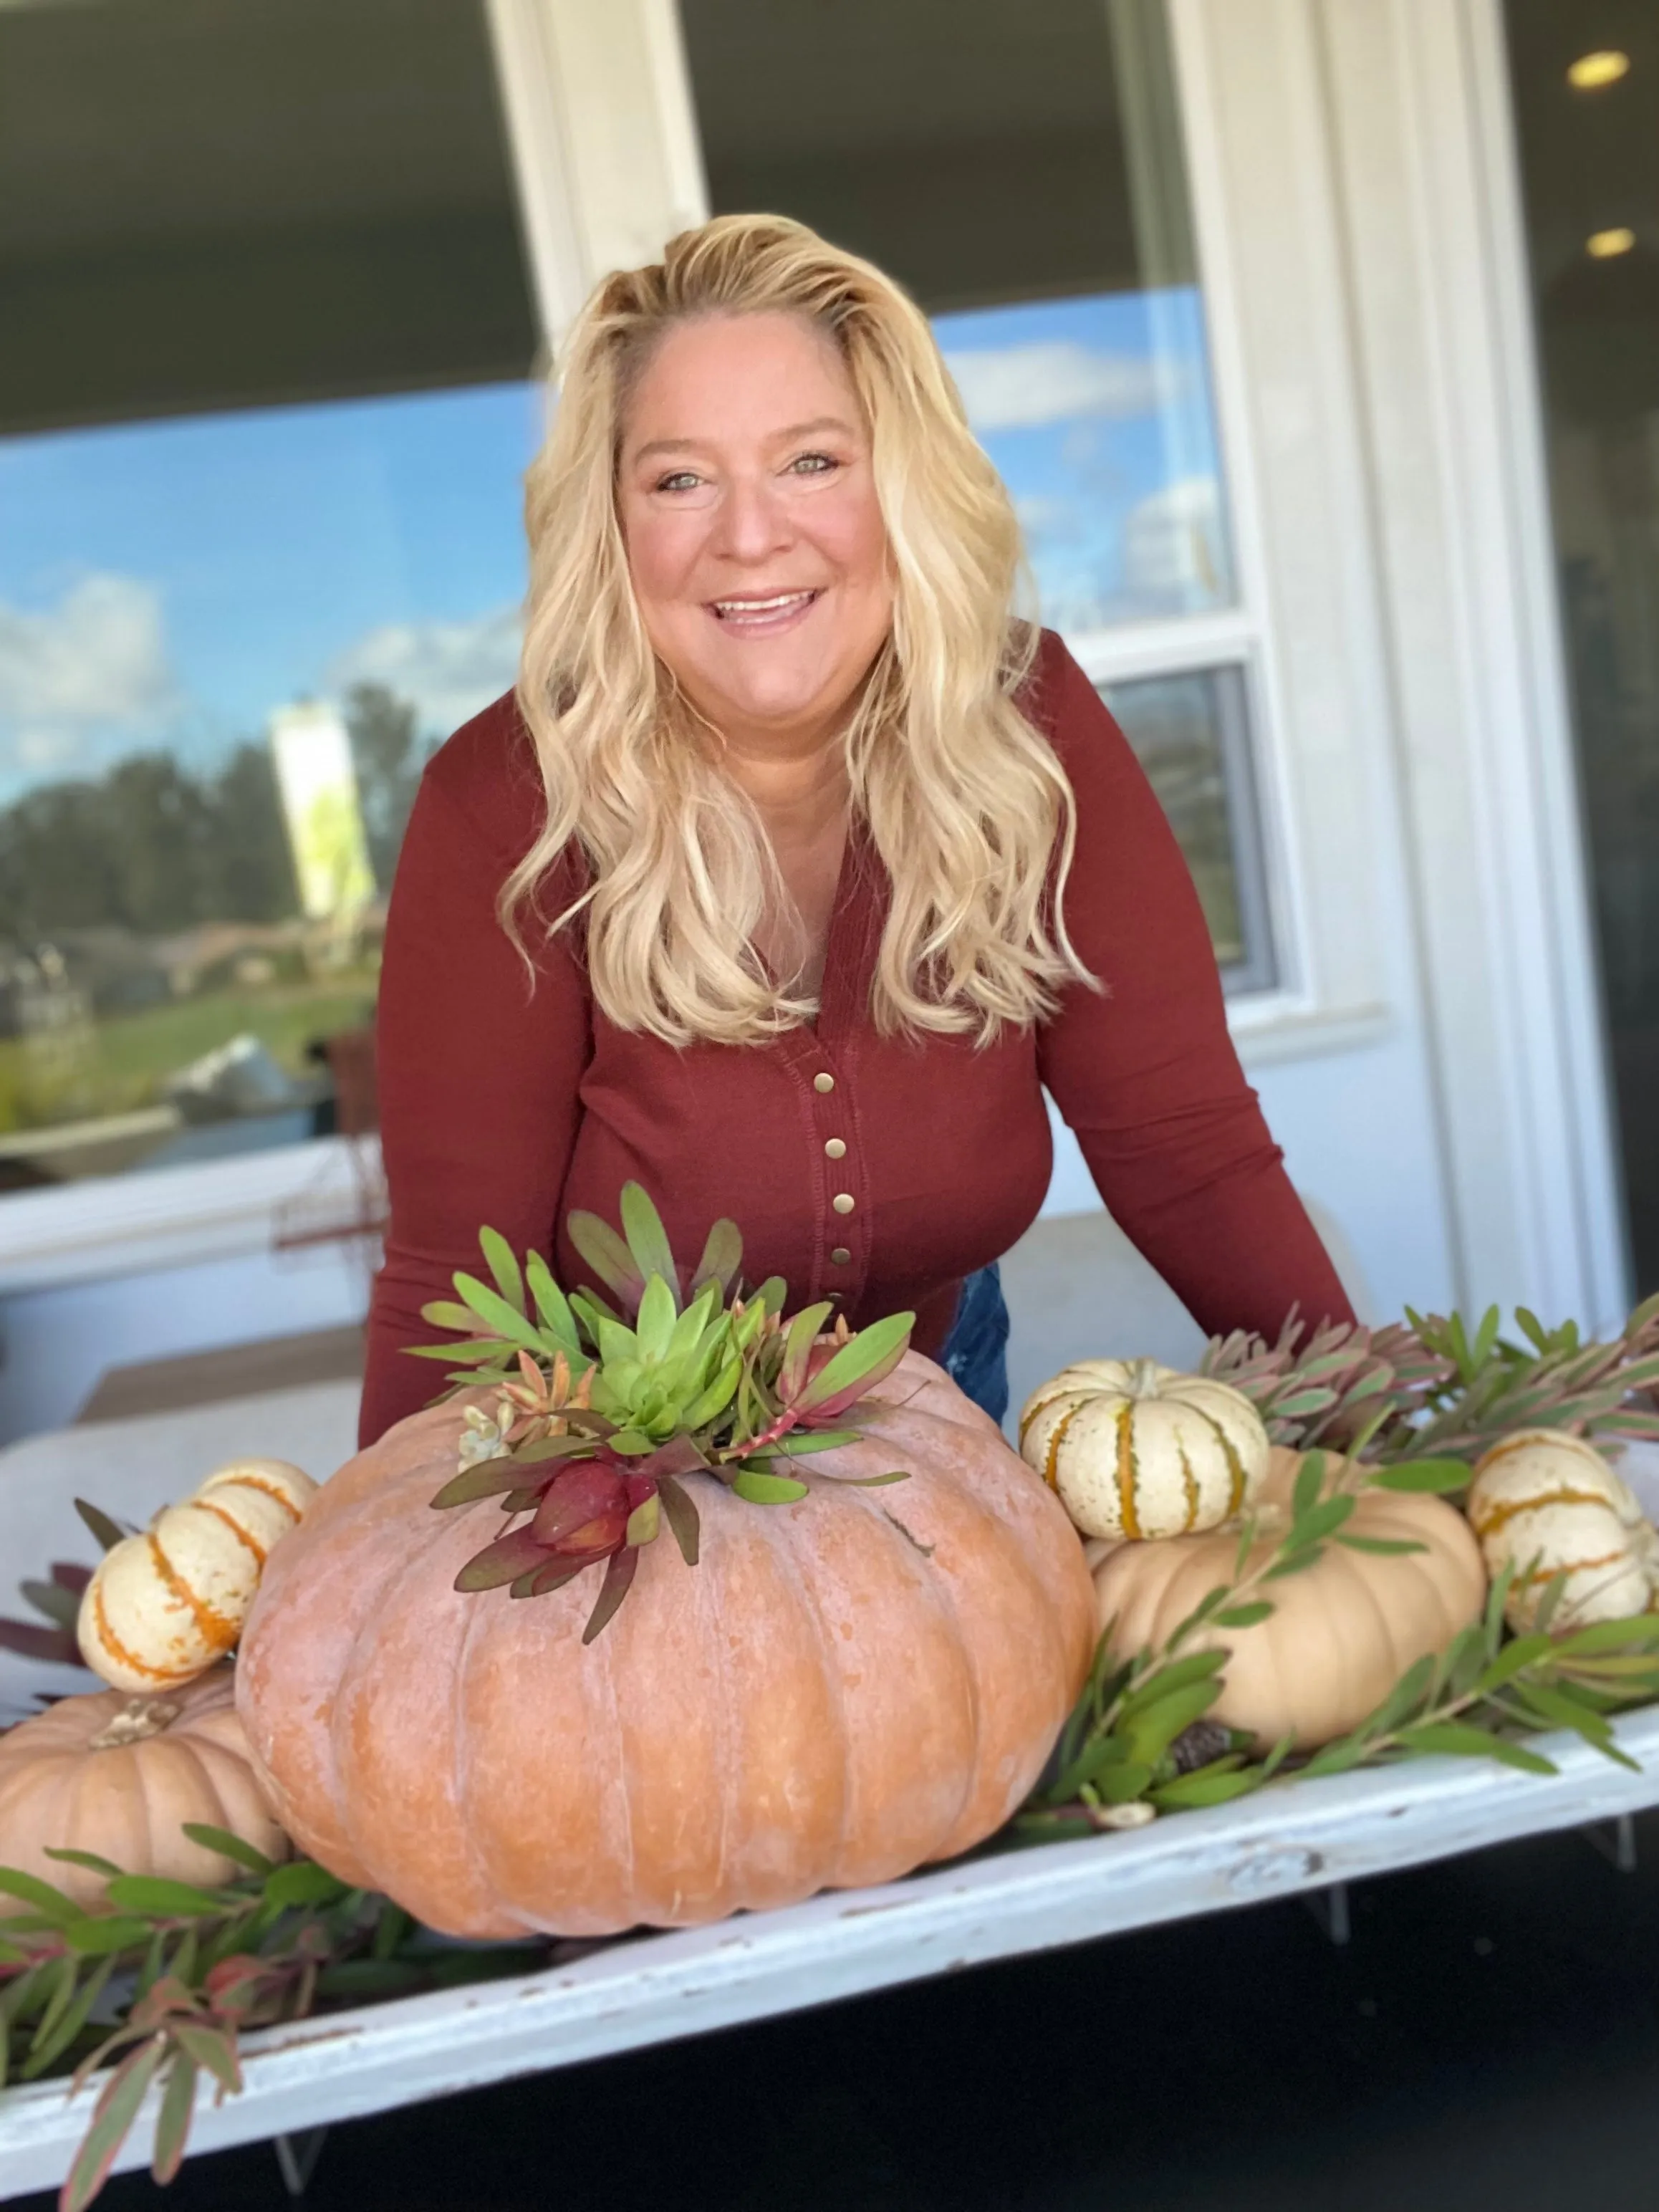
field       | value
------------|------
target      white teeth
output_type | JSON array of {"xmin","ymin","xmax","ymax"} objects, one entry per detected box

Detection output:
[{"xmin": 713, "ymin": 591, "xmax": 814, "ymax": 616}]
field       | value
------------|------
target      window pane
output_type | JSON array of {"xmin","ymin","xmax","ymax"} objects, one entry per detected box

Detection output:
[
  {"xmin": 1504, "ymin": 0, "xmax": 1659, "ymax": 1290},
  {"xmin": 680, "ymin": 0, "xmax": 1236, "ymax": 625},
  {"xmin": 1102, "ymin": 668, "xmax": 1276, "ymax": 991},
  {"xmin": 0, "ymin": 0, "xmax": 537, "ymax": 1192}
]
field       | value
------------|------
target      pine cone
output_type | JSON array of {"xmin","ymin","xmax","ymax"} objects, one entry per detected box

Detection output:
[{"xmin": 1168, "ymin": 1719, "xmax": 1234, "ymax": 1774}]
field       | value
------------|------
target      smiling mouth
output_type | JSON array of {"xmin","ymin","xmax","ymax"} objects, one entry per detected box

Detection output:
[{"xmin": 708, "ymin": 589, "xmax": 821, "ymax": 627}]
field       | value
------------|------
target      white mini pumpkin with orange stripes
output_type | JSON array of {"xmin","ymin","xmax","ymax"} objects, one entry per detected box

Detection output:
[
  {"xmin": 1466, "ymin": 1430, "xmax": 1659, "ymax": 1631},
  {"xmin": 1019, "ymin": 1357, "xmax": 1270, "ymax": 1541},
  {"xmin": 77, "ymin": 1458, "xmax": 317, "ymax": 1693}
]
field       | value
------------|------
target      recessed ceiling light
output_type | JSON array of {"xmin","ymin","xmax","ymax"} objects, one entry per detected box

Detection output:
[
  {"xmin": 1568, "ymin": 49, "xmax": 1631, "ymax": 89},
  {"xmin": 1587, "ymin": 226, "xmax": 1637, "ymax": 258}
]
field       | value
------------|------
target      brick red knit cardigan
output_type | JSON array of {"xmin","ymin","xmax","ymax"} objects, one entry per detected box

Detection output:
[{"xmin": 360, "ymin": 630, "xmax": 1352, "ymax": 1443}]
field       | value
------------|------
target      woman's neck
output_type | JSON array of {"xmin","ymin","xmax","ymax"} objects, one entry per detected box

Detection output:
[
  {"xmin": 716, "ymin": 721, "xmax": 850, "ymax": 846},
  {"xmin": 713, "ymin": 726, "xmax": 850, "ymax": 1004}
]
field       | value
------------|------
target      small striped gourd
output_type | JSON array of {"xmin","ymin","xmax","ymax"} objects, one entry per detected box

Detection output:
[
  {"xmin": 1466, "ymin": 1430, "xmax": 1659, "ymax": 1631},
  {"xmin": 77, "ymin": 1459, "xmax": 317, "ymax": 1693},
  {"xmin": 1019, "ymin": 1357, "xmax": 1269, "ymax": 1541}
]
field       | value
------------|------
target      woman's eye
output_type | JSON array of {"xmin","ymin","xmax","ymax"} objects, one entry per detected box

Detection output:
[
  {"xmin": 655, "ymin": 470, "xmax": 701, "ymax": 494},
  {"xmin": 787, "ymin": 451, "xmax": 839, "ymax": 477}
]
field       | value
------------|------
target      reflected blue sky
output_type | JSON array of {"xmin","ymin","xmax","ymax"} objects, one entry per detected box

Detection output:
[
  {"xmin": 936, "ymin": 288, "xmax": 1231, "ymax": 632},
  {"xmin": 0, "ymin": 287, "xmax": 1228, "ymax": 807},
  {"xmin": 0, "ymin": 384, "xmax": 541, "ymax": 804}
]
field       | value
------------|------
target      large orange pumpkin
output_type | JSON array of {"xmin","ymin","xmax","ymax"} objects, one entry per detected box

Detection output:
[{"xmin": 236, "ymin": 1353, "xmax": 1095, "ymax": 1937}]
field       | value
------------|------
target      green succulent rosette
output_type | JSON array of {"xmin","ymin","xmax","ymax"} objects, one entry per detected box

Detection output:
[{"xmin": 411, "ymin": 1183, "xmax": 915, "ymax": 1640}]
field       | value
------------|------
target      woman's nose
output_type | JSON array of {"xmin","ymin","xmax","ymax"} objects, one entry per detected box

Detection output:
[{"xmin": 710, "ymin": 472, "xmax": 791, "ymax": 563}]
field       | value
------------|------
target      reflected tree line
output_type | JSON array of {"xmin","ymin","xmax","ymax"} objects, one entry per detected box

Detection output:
[{"xmin": 0, "ymin": 685, "xmax": 428, "ymax": 939}]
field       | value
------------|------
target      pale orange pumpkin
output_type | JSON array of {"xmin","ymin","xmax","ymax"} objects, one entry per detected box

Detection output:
[
  {"xmin": 236, "ymin": 1353, "xmax": 1095, "ymax": 1938},
  {"xmin": 0, "ymin": 1668, "xmax": 289, "ymax": 1908},
  {"xmin": 1090, "ymin": 1446, "xmax": 1487, "ymax": 1750}
]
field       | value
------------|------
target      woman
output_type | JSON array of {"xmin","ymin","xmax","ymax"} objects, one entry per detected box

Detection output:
[{"xmin": 360, "ymin": 214, "xmax": 1352, "ymax": 1446}]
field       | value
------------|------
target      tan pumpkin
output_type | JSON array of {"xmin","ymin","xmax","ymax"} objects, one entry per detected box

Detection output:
[
  {"xmin": 1466, "ymin": 1430, "xmax": 1659, "ymax": 1630},
  {"xmin": 79, "ymin": 1458, "xmax": 317, "ymax": 1693},
  {"xmin": 1090, "ymin": 1446, "xmax": 1487, "ymax": 1749},
  {"xmin": 236, "ymin": 1353, "xmax": 1095, "ymax": 1938},
  {"xmin": 0, "ymin": 1668, "xmax": 289, "ymax": 1908},
  {"xmin": 1019, "ymin": 1357, "xmax": 1270, "ymax": 1540}
]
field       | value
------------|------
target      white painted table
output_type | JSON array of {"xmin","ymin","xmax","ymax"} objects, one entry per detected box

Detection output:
[{"xmin": 4, "ymin": 1403, "xmax": 1658, "ymax": 2203}]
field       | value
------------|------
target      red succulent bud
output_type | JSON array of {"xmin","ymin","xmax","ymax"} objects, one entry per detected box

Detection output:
[{"xmin": 532, "ymin": 1460, "xmax": 630, "ymax": 1556}]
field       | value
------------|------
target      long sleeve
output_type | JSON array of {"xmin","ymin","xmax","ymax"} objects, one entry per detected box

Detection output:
[
  {"xmin": 360, "ymin": 745, "xmax": 592, "ymax": 1444},
  {"xmin": 1034, "ymin": 640, "xmax": 1355, "ymax": 1344}
]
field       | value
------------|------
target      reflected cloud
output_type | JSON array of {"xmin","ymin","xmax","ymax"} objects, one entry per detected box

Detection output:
[
  {"xmin": 324, "ymin": 602, "xmax": 523, "ymax": 740},
  {"xmin": 0, "ymin": 573, "xmax": 179, "ymax": 782},
  {"xmin": 933, "ymin": 289, "xmax": 1234, "ymax": 628},
  {"xmin": 1122, "ymin": 478, "xmax": 1226, "ymax": 601},
  {"xmin": 943, "ymin": 340, "xmax": 1188, "ymax": 433}
]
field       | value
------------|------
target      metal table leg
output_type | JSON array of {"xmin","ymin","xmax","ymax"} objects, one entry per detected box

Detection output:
[
  {"xmin": 1302, "ymin": 1880, "xmax": 1352, "ymax": 1946},
  {"xmin": 274, "ymin": 2125, "xmax": 330, "ymax": 2197},
  {"xmin": 1582, "ymin": 1814, "xmax": 1638, "ymax": 1873}
]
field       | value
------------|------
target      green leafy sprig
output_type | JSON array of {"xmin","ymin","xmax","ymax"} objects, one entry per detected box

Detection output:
[
  {"xmin": 0, "ymin": 1837, "xmax": 550, "ymax": 2212},
  {"xmin": 413, "ymin": 1184, "xmax": 915, "ymax": 1640},
  {"xmin": 1295, "ymin": 1572, "xmax": 1659, "ymax": 1780}
]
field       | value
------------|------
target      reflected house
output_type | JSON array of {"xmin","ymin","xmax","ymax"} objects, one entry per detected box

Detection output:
[{"xmin": 0, "ymin": 945, "xmax": 95, "ymax": 1115}]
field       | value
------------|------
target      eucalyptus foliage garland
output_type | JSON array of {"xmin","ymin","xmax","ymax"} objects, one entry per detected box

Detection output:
[{"xmin": 0, "ymin": 1837, "xmax": 552, "ymax": 2212}]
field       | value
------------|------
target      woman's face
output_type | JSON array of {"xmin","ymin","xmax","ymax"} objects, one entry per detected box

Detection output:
[{"xmin": 617, "ymin": 312, "xmax": 894, "ymax": 752}]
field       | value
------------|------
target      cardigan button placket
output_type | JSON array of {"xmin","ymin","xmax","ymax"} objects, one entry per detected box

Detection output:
[{"xmin": 804, "ymin": 1062, "xmax": 860, "ymax": 1289}]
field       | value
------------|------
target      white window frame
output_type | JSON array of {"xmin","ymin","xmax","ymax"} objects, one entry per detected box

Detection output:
[{"xmin": 1167, "ymin": 0, "xmax": 1626, "ymax": 1324}]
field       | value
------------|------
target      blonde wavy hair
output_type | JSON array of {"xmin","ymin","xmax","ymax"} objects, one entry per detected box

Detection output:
[{"xmin": 509, "ymin": 211, "xmax": 1094, "ymax": 1046}]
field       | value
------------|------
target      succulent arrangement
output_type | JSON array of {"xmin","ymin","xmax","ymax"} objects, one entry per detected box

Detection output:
[
  {"xmin": 0, "ymin": 1559, "xmax": 92, "ymax": 1698},
  {"xmin": 413, "ymin": 1183, "xmax": 916, "ymax": 1639}
]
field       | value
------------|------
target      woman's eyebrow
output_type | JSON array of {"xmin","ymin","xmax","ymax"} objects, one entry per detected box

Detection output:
[{"xmin": 630, "ymin": 416, "xmax": 858, "ymax": 464}]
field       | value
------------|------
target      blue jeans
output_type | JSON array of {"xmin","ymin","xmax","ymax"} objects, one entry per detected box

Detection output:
[{"xmin": 939, "ymin": 1261, "xmax": 1011, "ymax": 1429}]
